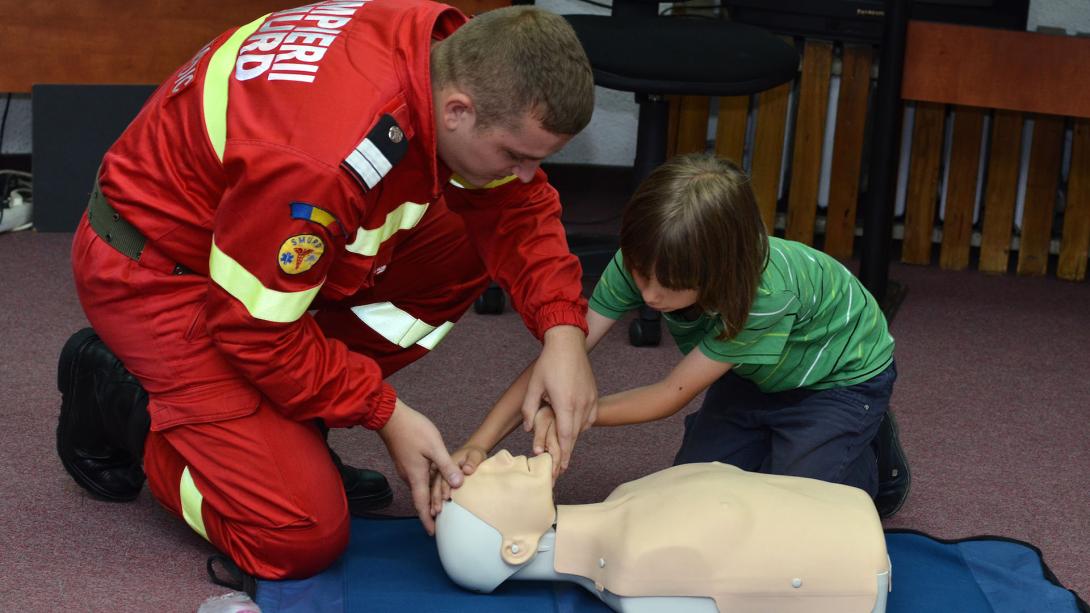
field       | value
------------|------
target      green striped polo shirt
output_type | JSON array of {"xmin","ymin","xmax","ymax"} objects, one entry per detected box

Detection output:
[{"xmin": 589, "ymin": 237, "xmax": 894, "ymax": 393}]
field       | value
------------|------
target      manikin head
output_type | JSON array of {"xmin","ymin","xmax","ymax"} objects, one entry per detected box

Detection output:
[
  {"xmin": 430, "ymin": 6, "xmax": 594, "ymax": 187},
  {"xmin": 435, "ymin": 450, "xmax": 556, "ymax": 592}
]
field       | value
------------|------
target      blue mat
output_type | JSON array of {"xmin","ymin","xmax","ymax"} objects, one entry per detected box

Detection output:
[{"xmin": 256, "ymin": 518, "xmax": 1087, "ymax": 613}]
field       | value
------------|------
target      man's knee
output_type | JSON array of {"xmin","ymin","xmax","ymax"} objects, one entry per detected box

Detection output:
[{"xmin": 234, "ymin": 508, "xmax": 351, "ymax": 580}]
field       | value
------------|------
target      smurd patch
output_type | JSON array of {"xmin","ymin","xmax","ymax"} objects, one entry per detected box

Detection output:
[{"xmin": 278, "ymin": 234, "xmax": 325, "ymax": 275}]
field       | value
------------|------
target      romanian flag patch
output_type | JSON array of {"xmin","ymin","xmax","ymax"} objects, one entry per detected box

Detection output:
[{"xmin": 278, "ymin": 234, "xmax": 325, "ymax": 275}]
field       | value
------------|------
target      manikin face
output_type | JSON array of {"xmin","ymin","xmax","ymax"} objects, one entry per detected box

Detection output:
[
  {"xmin": 434, "ymin": 87, "xmax": 571, "ymax": 187},
  {"xmin": 630, "ymin": 269, "xmax": 700, "ymax": 313},
  {"xmin": 447, "ymin": 450, "xmax": 556, "ymax": 566}
]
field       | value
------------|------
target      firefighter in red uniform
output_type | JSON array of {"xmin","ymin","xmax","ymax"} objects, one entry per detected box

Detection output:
[{"xmin": 56, "ymin": 0, "xmax": 597, "ymax": 582}]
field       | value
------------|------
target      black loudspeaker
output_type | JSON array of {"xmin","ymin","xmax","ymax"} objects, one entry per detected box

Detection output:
[{"xmin": 32, "ymin": 84, "xmax": 155, "ymax": 232}]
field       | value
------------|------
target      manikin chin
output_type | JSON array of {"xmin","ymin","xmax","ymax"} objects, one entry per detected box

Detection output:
[{"xmin": 436, "ymin": 450, "xmax": 890, "ymax": 613}]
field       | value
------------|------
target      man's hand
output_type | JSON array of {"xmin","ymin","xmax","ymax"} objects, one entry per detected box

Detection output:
[
  {"xmin": 378, "ymin": 399, "xmax": 463, "ymax": 535},
  {"xmin": 531, "ymin": 406, "xmax": 563, "ymax": 480},
  {"xmin": 521, "ymin": 325, "xmax": 597, "ymax": 472},
  {"xmin": 429, "ymin": 444, "xmax": 487, "ymax": 517}
]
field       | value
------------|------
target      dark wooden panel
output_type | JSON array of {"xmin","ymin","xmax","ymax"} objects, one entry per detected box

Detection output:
[
  {"xmin": 715, "ymin": 95, "xmax": 749, "ymax": 164},
  {"xmin": 0, "ymin": 0, "xmax": 507, "ymax": 92},
  {"xmin": 785, "ymin": 40, "xmax": 833, "ymax": 246},
  {"xmin": 901, "ymin": 102, "xmax": 946, "ymax": 265},
  {"xmin": 940, "ymin": 106, "xmax": 985, "ymax": 271},
  {"xmin": 1016, "ymin": 115, "xmax": 1065, "ymax": 276},
  {"xmin": 1057, "ymin": 118, "xmax": 1090, "ymax": 281},
  {"xmin": 666, "ymin": 95, "xmax": 682, "ymax": 158},
  {"xmin": 902, "ymin": 21, "xmax": 1090, "ymax": 120},
  {"xmin": 978, "ymin": 110, "xmax": 1024, "ymax": 274},
  {"xmin": 675, "ymin": 96, "xmax": 711, "ymax": 155},
  {"xmin": 824, "ymin": 44, "xmax": 873, "ymax": 260},
  {"xmin": 751, "ymin": 83, "xmax": 791, "ymax": 233}
]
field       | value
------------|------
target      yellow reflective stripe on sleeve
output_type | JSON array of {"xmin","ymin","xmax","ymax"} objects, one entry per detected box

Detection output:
[
  {"xmin": 345, "ymin": 202, "xmax": 429, "ymax": 256},
  {"xmin": 210, "ymin": 240, "xmax": 322, "ymax": 323},
  {"xmin": 180, "ymin": 466, "xmax": 209, "ymax": 541},
  {"xmin": 417, "ymin": 321, "xmax": 454, "ymax": 350},
  {"xmin": 203, "ymin": 14, "xmax": 269, "ymax": 162},
  {"xmin": 350, "ymin": 302, "xmax": 453, "ymax": 349},
  {"xmin": 449, "ymin": 174, "xmax": 518, "ymax": 189}
]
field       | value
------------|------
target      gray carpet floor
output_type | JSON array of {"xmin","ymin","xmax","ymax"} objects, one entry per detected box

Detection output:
[{"xmin": 1, "ymin": 230, "xmax": 1087, "ymax": 611}]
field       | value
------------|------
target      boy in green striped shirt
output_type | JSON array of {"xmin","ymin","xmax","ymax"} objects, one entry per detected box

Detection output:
[{"xmin": 581, "ymin": 154, "xmax": 907, "ymax": 517}]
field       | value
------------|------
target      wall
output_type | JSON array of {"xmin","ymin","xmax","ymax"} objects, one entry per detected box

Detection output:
[{"xmin": 1, "ymin": 0, "xmax": 1088, "ymax": 161}]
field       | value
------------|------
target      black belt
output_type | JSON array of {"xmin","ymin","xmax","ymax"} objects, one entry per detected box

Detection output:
[{"xmin": 87, "ymin": 180, "xmax": 191, "ymax": 275}]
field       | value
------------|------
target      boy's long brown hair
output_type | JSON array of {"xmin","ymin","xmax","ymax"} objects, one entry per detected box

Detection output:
[
  {"xmin": 620, "ymin": 154, "xmax": 768, "ymax": 341},
  {"xmin": 430, "ymin": 6, "xmax": 594, "ymax": 135}
]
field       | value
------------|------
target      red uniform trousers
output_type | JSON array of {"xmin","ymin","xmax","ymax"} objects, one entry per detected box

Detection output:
[{"xmin": 71, "ymin": 197, "xmax": 490, "ymax": 579}]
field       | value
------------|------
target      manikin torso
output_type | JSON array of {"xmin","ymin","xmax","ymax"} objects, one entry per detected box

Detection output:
[{"xmin": 436, "ymin": 451, "xmax": 890, "ymax": 613}]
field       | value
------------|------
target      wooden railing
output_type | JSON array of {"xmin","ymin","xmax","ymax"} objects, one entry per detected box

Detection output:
[{"xmin": 666, "ymin": 21, "xmax": 1090, "ymax": 282}]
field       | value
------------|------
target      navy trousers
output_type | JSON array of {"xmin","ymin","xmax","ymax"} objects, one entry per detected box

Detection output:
[{"xmin": 674, "ymin": 362, "xmax": 897, "ymax": 497}]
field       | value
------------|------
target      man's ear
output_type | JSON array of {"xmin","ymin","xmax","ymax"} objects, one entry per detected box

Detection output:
[{"xmin": 439, "ymin": 88, "xmax": 476, "ymax": 131}]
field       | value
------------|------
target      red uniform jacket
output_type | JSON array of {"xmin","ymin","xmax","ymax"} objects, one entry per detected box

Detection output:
[{"xmin": 97, "ymin": 0, "xmax": 587, "ymax": 431}]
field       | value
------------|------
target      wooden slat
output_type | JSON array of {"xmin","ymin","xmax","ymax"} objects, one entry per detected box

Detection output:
[
  {"xmin": 0, "ymin": 0, "xmax": 508, "ymax": 92},
  {"xmin": 714, "ymin": 95, "xmax": 749, "ymax": 164},
  {"xmin": 900, "ymin": 102, "xmax": 947, "ymax": 264},
  {"xmin": 666, "ymin": 95, "xmax": 682, "ymax": 158},
  {"xmin": 978, "ymin": 110, "xmax": 1024, "ymax": 273},
  {"xmin": 824, "ymin": 44, "xmax": 874, "ymax": 259},
  {"xmin": 785, "ymin": 40, "xmax": 833, "ymax": 246},
  {"xmin": 939, "ymin": 106, "xmax": 985, "ymax": 270},
  {"xmin": 751, "ymin": 82, "xmax": 791, "ymax": 232},
  {"xmin": 1057, "ymin": 118, "xmax": 1090, "ymax": 281},
  {"xmin": 675, "ymin": 96, "xmax": 711, "ymax": 155},
  {"xmin": 1016, "ymin": 115, "xmax": 1065, "ymax": 276},
  {"xmin": 902, "ymin": 21, "xmax": 1090, "ymax": 120}
]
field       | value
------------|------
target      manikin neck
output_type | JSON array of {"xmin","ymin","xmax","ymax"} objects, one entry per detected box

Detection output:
[{"xmin": 508, "ymin": 526, "xmax": 605, "ymax": 597}]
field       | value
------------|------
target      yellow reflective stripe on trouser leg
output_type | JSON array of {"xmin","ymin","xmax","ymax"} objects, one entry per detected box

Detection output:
[
  {"xmin": 209, "ymin": 240, "xmax": 322, "ymax": 323},
  {"xmin": 350, "ymin": 302, "xmax": 454, "ymax": 350},
  {"xmin": 345, "ymin": 202, "xmax": 430, "ymax": 257},
  {"xmin": 180, "ymin": 466, "xmax": 209, "ymax": 541},
  {"xmin": 203, "ymin": 14, "xmax": 269, "ymax": 162}
]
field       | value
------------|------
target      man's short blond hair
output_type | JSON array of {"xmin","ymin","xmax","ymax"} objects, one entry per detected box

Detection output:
[{"xmin": 431, "ymin": 6, "xmax": 594, "ymax": 135}]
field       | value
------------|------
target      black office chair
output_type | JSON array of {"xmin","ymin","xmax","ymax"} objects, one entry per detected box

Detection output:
[{"xmin": 564, "ymin": 2, "xmax": 799, "ymax": 345}]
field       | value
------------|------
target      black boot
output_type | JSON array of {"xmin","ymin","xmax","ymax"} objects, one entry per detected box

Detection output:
[
  {"xmin": 318, "ymin": 422, "xmax": 394, "ymax": 515},
  {"xmin": 56, "ymin": 328, "xmax": 150, "ymax": 502},
  {"xmin": 206, "ymin": 553, "xmax": 257, "ymax": 598},
  {"xmin": 328, "ymin": 446, "xmax": 394, "ymax": 516},
  {"xmin": 874, "ymin": 410, "xmax": 911, "ymax": 518}
]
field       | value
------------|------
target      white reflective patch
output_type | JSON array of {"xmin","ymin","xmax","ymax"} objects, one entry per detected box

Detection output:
[
  {"xmin": 359, "ymin": 138, "xmax": 392, "ymax": 176},
  {"xmin": 350, "ymin": 302, "xmax": 453, "ymax": 350},
  {"xmin": 345, "ymin": 148, "xmax": 382, "ymax": 188},
  {"xmin": 344, "ymin": 137, "xmax": 392, "ymax": 189}
]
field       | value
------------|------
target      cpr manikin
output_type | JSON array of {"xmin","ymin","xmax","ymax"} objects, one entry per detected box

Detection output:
[{"xmin": 436, "ymin": 451, "xmax": 890, "ymax": 613}]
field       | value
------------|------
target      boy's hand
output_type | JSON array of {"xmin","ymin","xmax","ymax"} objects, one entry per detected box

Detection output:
[
  {"xmin": 378, "ymin": 399, "xmax": 463, "ymax": 536},
  {"xmin": 531, "ymin": 406, "xmax": 563, "ymax": 480},
  {"xmin": 522, "ymin": 325, "xmax": 597, "ymax": 472},
  {"xmin": 429, "ymin": 444, "xmax": 487, "ymax": 517}
]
